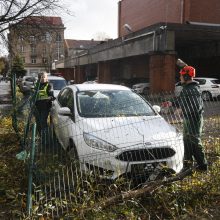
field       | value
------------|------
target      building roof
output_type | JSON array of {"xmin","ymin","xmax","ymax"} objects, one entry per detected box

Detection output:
[
  {"xmin": 18, "ymin": 16, "xmax": 64, "ymax": 26},
  {"xmin": 65, "ymin": 39, "xmax": 101, "ymax": 50}
]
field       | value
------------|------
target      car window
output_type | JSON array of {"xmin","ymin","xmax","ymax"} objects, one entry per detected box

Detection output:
[
  {"xmin": 49, "ymin": 79, "xmax": 67, "ymax": 90},
  {"xmin": 66, "ymin": 90, "xmax": 74, "ymax": 113},
  {"xmin": 211, "ymin": 79, "xmax": 220, "ymax": 84},
  {"xmin": 58, "ymin": 89, "xmax": 70, "ymax": 107},
  {"xmin": 194, "ymin": 79, "xmax": 206, "ymax": 85},
  {"xmin": 77, "ymin": 90, "xmax": 155, "ymax": 118},
  {"xmin": 58, "ymin": 88, "xmax": 74, "ymax": 112}
]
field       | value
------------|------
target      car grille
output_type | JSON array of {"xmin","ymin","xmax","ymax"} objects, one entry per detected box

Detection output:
[{"xmin": 116, "ymin": 147, "xmax": 175, "ymax": 162}]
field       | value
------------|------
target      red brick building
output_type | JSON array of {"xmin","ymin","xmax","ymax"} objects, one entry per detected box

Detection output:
[{"xmin": 61, "ymin": 0, "xmax": 220, "ymax": 93}]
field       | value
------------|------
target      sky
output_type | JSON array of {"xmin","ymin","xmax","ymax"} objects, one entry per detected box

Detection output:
[
  {"xmin": 0, "ymin": 0, "xmax": 119, "ymax": 56},
  {"xmin": 61, "ymin": 0, "xmax": 119, "ymax": 40}
]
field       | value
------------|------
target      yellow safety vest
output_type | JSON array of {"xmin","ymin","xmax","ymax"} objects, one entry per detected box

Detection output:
[{"xmin": 37, "ymin": 83, "xmax": 49, "ymax": 100}]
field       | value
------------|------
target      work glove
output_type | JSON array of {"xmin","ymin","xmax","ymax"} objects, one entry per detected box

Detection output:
[
  {"xmin": 49, "ymin": 96, "xmax": 56, "ymax": 101},
  {"xmin": 160, "ymin": 101, "xmax": 172, "ymax": 108}
]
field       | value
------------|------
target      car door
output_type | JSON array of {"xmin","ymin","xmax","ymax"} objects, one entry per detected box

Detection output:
[
  {"xmin": 61, "ymin": 89, "xmax": 76, "ymax": 149},
  {"xmin": 51, "ymin": 88, "xmax": 71, "ymax": 149}
]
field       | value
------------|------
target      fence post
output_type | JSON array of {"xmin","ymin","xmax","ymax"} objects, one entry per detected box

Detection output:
[
  {"xmin": 27, "ymin": 123, "xmax": 36, "ymax": 216},
  {"xmin": 11, "ymin": 73, "xmax": 17, "ymax": 128}
]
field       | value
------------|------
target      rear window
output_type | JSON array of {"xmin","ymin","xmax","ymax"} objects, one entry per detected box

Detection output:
[
  {"xmin": 211, "ymin": 79, "xmax": 220, "ymax": 84},
  {"xmin": 49, "ymin": 79, "xmax": 67, "ymax": 90},
  {"xmin": 194, "ymin": 79, "xmax": 206, "ymax": 85}
]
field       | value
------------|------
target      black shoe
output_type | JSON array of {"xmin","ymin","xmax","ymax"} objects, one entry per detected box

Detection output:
[{"xmin": 196, "ymin": 164, "xmax": 208, "ymax": 172}]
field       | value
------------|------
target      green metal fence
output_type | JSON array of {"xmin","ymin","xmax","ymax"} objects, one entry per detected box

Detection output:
[{"xmin": 12, "ymin": 84, "xmax": 220, "ymax": 218}]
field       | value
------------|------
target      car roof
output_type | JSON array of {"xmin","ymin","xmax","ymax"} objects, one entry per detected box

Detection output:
[
  {"xmin": 194, "ymin": 77, "xmax": 218, "ymax": 80},
  {"xmin": 47, "ymin": 75, "xmax": 65, "ymax": 80},
  {"xmin": 69, "ymin": 83, "xmax": 131, "ymax": 91}
]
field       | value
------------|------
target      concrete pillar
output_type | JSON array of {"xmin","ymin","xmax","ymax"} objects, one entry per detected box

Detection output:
[
  {"xmin": 97, "ymin": 61, "xmax": 111, "ymax": 83},
  {"xmin": 149, "ymin": 52, "xmax": 176, "ymax": 93}
]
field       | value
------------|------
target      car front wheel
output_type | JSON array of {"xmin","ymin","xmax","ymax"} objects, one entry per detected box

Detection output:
[
  {"xmin": 202, "ymin": 91, "xmax": 212, "ymax": 101},
  {"xmin": 67, "ymin": 139, "xmax": 79, "ymax": 161}
]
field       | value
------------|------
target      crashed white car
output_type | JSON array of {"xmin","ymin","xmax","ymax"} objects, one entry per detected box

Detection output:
[{"xmin": 50, "ymin": 84, "xmax": 184, "ymax": 180}]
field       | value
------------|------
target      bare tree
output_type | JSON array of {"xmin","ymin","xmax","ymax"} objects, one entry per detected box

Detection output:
[
  {"xmin": 0, "ymin": 0, "xmax": 73, "ymax": 54},
  {"xmin": 93, "ymin": 32, "xmax": 111, "ymax": 41}
]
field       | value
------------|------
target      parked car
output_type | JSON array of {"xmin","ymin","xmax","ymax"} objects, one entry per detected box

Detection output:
[
  {"xmin": 82, "ymin": 80, "xmax": 98, "ymax": 84},
  {"xmin": 132, "ymin": 82, "xmax": 150, "ymax": 95},
  {"xmin": 50, "ymin": 84, "xmax": 184, "ymax": 180},
  {"xmin": 175, "ymin": 77, "xmax": 220, "ymax": 101},
  {"xmin": 112, "ymin": 77, "xmax": 149, "ymax": 88},
  {"xmin": 47, "ymin": 75, "xmax": 67, "ymax": 97},
  {"xmin": 18, "ymin": 76, "xmax": 37, "ymax": 94}
]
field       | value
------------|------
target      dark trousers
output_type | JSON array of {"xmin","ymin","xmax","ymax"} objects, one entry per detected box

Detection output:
[
  {"xmin": 35, "ymin": 107, "xmax": 49, "ymax": 132},
  {"xmin": 183, "ymin": 115, "xmax": 207, "ymax": 167}
]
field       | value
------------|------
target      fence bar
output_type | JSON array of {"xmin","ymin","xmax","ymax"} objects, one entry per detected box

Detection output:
[{"xmin": 27, "ymin": 123, "xmax": 37, "ymax": 216}]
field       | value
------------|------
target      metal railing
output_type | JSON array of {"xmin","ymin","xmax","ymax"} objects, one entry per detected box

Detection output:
[{"xmin": 13, "ymin": 86, "xmax": 220, "ymax": 218}]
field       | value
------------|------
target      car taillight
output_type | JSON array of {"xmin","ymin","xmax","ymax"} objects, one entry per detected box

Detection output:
[{"xmin": 211, "ymin": 85, "xmax": 219, "ymax": 88}]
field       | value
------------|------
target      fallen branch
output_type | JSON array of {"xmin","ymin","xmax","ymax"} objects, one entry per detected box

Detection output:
[{"xmin": 80, "ymin": 168, "xmax": 193, "ymax": 216}]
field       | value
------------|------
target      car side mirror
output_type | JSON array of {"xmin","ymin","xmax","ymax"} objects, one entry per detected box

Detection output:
[
  {"xmin": 58, "ymin": 107, "xmax": 72, "ymax": 116},
  {"xmin": 152, "ymin": 105, "xmax": 161, "ymax": 113},
  {"xmin": 67, "ymin": 80, "xmax": 74, "ymax": 85}
]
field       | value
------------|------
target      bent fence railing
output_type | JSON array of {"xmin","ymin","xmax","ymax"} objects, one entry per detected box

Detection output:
[{"xmin": 17, "ymin": 90, "xmax": 220, "ymax": 218}]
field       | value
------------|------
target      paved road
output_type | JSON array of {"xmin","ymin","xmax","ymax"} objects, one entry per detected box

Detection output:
[{"xmin": 0, "ymin": 80, "xmax": 12, "ymax": 115}]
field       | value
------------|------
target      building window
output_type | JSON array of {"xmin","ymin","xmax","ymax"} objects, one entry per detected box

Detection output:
[
  {"xmin": 30, "ymin": 35, "xmax": 36, "ymax": 43},
  {"xmin": 45, "ymin": 32, "xmax": 52, "ymax": 42},
  {"xmin": 43, "ymin": 47, "xmax": 47, "ymax": 54},
  {"xmin": 19, "ymin": 45, "xmax": 24, "ymax": 52},
  {"xmin": 31, "ymin": 58, "xmax": 36, "ymax": 64},
  {"xmin": 18, "ymin": 36, "xmax": 24, "ymax": 41},
  {"xmin": 43, "ymin": 58, "xmax": 48, "ymax": 64},
  {"xmin": 56, "ymin": 33, "xmax": 62, "ymax": 42},
  {"xmin": 41, "ymin": 35, "xmax": 46, "ymax": 41},
  {"xmin": 31, "ymin": 46, "xmax": 36, "ymax": 54}
]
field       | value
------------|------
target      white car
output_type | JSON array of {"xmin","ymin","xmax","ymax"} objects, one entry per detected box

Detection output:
[
  {"xmin": 132, "ymin": 82, "xmax": 150, "ymax": 95},
  {"xmin": 50, "ymin": 84, "xmax": 184, "ymax": 180},
  {"xmin": 18, "ymin": 76, "xmax": 37, "ymax": 93},
  {"xmin": 175, "ymin": 77, "xmax": 220, "ymax": 101},
  {"xmin": 47, "ymin": 75, "xmax": 67, "ymax": 97}
]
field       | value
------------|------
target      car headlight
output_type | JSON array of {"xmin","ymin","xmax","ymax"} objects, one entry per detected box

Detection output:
[{"xmin": 83, "ymin": 132, "xmax": 118, "ymax": 152}]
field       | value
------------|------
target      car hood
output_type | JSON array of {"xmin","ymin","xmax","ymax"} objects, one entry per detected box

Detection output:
[{"xmin": 79, "ymin": 116, "xmax": 179, "ymax": 148}]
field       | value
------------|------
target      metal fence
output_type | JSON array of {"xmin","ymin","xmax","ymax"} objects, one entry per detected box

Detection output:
[{"xmin": 15, "ymin": 87, "xmax": 220, "ymax": 218}]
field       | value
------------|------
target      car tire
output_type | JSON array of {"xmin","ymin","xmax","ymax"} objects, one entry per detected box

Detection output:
[
  {"xmin": 202, "ymin": 91, "xmax": 212, "ymax": 101},
  {"xmin": 67, "ymin": 139, "xmax": 79, "ymax": 161}
]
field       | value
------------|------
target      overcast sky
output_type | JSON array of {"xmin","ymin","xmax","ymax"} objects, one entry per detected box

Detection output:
[
  {"xmin": 0, "ymin": 0, "xmax": 119, "ymax": 56},
  {"xmin": 62, "ymin": 0, "xmax": 119, "ymax": 40}
]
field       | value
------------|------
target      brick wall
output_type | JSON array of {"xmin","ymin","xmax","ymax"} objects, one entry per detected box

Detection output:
[
  {"xmin": 119, "ymin": 0, "xmax": 220, "ymax": 37},
  {"xmin": 149, "ymin": 53, "xmax": 176, "ymax": 93},
  {"xmin": 185, "ymin": 0, "xmax": 220, "ymax": 24},
  {"xmin": 119, "ymin": 0, "xmax": 182, "ymax": 37}
]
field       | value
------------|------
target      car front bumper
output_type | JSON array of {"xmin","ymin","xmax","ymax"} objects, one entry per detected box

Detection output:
[{"xmin": 78, "ymin": 142, "xmax": 184, "ymax": 180}]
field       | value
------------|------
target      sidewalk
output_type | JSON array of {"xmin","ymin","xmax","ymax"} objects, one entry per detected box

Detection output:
[{"xmin": 0, "ymin": 81, "xmax": 12, "ymax": 114}]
